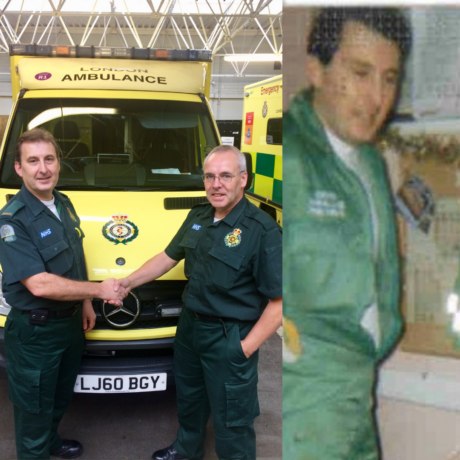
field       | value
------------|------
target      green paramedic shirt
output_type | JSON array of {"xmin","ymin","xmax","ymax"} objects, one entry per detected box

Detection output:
[
  {"xmin": 165, "ymin": 196, "xmax": 282, "ymax": 321},
  {"xmin": 283, "ymin": 91, "xmax": 401, "ymax": 362},
  {"xmin": 0, "ymin": 185, "xmax": 87, "ymax": 311}
]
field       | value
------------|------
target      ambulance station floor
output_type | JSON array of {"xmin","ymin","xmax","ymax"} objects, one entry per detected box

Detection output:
[{"xmin": 0, "ymin": 334, "xmax": 282, "ymax": 460}]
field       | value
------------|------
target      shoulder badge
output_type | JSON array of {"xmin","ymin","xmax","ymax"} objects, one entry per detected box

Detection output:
[
  {"xmin": 283, "ymin": 317, "xmax": 303, "ymax": 363},
  {"xmin": 224, "ymin": 228, "xmax": 242, "ymax": 248},
  {"xmin": 1, "ymin": 225, "xmax": 16, "ymax": 243}
]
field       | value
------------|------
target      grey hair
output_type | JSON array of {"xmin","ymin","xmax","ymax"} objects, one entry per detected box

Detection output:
[{"xmin": 204, "ymin": 145, "xmax": 247, "ymax": 172}]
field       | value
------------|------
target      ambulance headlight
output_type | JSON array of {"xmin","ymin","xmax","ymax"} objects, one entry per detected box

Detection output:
[{"xmin": 0, "ymin": 271, "xmax": 11, "ymax": 315}]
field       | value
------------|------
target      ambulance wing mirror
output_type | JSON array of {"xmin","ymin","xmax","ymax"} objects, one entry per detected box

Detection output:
[{"xmin": 243, "ymin": 152, "xmax": 252, "ymax": 191}]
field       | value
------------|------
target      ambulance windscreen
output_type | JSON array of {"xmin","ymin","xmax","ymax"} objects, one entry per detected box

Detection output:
[{"xmin": 1, "ymin": 97, "xmax": 219, "ymax": 191}]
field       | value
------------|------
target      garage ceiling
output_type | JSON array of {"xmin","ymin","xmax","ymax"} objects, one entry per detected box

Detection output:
[{"xmin": 0, "ymin": 0, "xmax": 282, "ymax": 58}]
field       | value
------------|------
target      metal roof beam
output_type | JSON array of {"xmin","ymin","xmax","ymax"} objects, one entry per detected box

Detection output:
[
  {"xmin": 254, "ymin": 18, "xmax": 276, "ymax": 54},
  {"xmin": 122, "ymin": 0, "xmax": 143, "ymax": 47},
  {"xmin": 98, "ymin": 16, "xmax": 111, "ymax": 46},
  {"xmin": 80, "ymin": 0, "xmax": 99, "ymax": 46}
]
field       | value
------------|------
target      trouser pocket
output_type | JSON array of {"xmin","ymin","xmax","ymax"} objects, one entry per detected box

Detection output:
[
  {"xmin": 6, "ymin": 362, "xmax": 41, "ymax": 413},
  {"xmin": 225, "ymin": 373, "xmax": 260, "ymax": 427}
]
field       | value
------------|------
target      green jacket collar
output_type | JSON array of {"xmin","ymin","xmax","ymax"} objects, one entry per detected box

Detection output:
[
  {"xmin": 19, "ymin": 184, "xmax": 67, "ymax": 218},
  {"xmin": 204, "ymin": 195, "xmax": 247, "ymax": 227},
  {"xmin": 290, "ymin": 90, "xmax": 375, "ymax": 159}
]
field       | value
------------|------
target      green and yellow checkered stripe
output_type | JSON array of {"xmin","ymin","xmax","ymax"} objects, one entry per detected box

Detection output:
[{"xmin": 247, "ymin": 152, "xmax": 282, "ymax": 205}]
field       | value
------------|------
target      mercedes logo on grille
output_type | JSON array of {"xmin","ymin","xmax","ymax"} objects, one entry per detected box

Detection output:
[{"xmin": 102, "ymin": 291, "xmax": 140, "ymax": 328}]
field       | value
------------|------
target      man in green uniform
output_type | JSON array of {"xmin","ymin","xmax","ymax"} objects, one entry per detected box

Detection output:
[
  {"xmin": 283, "ymin": 8, "xmax": 412, "ymax": 460},
  {"xmin": 0, "ymin": 128, "xmax": 127, "ymax": 460},
  {"xmin": 115, "ymin": 145, "xmax": 282, "ymax": 460}
]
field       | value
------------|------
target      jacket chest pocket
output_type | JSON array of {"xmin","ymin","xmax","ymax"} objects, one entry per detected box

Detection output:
[
  {"xmin": 209, "ymin": 246, "xmax": 244, "ymax": 289},
  {"xmin": 31, "ymin": 217, "xmax": 65, "ymax": 248},
  {"xmin": 38, "ymin": 239, "xmax": 73, "ymax": 276},
  {"xmin": 284, "ymin": 220, "xmax": 375, "ymax": 314},
  {"xmin": 179, "ymin": 234, "xmax": 199, "ymax": 278}
]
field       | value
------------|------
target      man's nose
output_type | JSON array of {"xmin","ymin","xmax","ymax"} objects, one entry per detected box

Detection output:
[
  {"xmin": 38, "ymin": 160, "xmax": 48, "ymax": 173},
  {"xmin": 370, "ymin": 76, "xmax": 388, "ymax": 114}
]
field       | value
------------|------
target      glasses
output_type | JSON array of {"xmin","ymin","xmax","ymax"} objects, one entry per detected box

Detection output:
[{"xmin": 202, "ymin": 172, "xmax": 244, "ymax": 184}]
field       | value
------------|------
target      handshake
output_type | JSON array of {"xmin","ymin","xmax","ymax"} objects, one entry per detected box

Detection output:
[{"xmin": 98, "ymin": 278, "xmax": 131, "ymax": 305}]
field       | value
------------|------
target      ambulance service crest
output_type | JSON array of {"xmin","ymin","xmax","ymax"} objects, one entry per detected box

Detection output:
[
  {"xmin": 224, "ymin": 228, "xmax": 242, "ymax": 247},
  {"xmin": 102, "ymin": 214, "xmax": 139, "ymax": 245},
  {"xmin": 262, "ymin": 101, "xmax": 268, "ymax": 118}
]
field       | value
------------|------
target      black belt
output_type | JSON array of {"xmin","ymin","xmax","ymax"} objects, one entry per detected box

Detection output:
[
  {"xmin": 193, "ymin": 311, "xmax": 256, "ymax": 323},
  {"xmin": 22, "ymin": 304, "xmax": 80, "ymax": 320},
  {"xmin": 194, "ymin": 311, "xmax": 229, "ymax": 338},
  {"xmin": 193, "ymin": 311, "xmax": 238, "ymax": 323},
  {"xmin": 193, "ymin": 310, "xmax": 256, "ymax": 339}
]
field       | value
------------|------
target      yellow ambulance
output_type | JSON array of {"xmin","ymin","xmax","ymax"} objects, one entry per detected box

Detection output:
[
  {"xmin": 241, "ymin": 75, "xmax": 282, "ymax": 225},
  {"xmin": 0, "ymin": 44, "xmax": 222, "ymax": 393}
]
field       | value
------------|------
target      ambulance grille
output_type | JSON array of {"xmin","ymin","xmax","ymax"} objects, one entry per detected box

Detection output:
[{"xmin": 164, "ymin": 196, "xmax": 208, "ymax": 209}]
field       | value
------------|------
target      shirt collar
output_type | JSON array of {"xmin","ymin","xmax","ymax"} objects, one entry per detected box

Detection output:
[
  {"xmin": 325, "ymin": 127, "xmax": 355, "ymax": 158},
  {"xmin": 220, "ymin": 195, "xmax": 247, "ymax": 227},
  {"xmin": 20, "ymin": 185, "xmax": 61, "ymax": 217}
]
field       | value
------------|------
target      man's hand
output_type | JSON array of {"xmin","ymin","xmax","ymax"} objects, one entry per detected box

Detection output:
[
  {"xmin": 99, "ymin": 278, "xmax": 129, "ymax": 305},
  {"xmin": 82, "ymin": 298, "xmax": 96, "ymax": 333},
  {"xmin": 239, "ymin": 296, "xmax": 282, "ymax": 359},
  {"xmin": 240, "ymin": 339, "xmax": 251, "ymax": 359},
  {"xmin": 113, "ymin": 278, "xmax": 131, "ymax": 292},
  {"xmin": 106, "ymin": 278, "xmax": 131, "ymax": 305}
]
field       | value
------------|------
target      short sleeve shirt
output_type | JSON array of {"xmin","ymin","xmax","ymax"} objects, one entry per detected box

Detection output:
[
  {"xmin": 165, "ymin": 196, "xmax": 282, "ymax": 320},
  {"xmin": 0, "ymin": 185, "xmax": 87, "ymax": 311}
]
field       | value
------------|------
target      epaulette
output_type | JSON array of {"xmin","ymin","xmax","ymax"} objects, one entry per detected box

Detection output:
[
  {"xmin": 54, "ymin": 189, "xmax": 69, "ymax": 200},
  {"xmin": 191, "ymin": 200, "xmax": 210, "ymax": 209},
  {"xmin": 0, "ymin": 199, "xmax": 25, "ymax": 217},
  {"xmin": 245, "ymin": 202, "xmax": 279, "ymax": 231}
]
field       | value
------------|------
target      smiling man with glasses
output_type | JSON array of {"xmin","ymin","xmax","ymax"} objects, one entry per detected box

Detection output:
[{"xmin": 113, "ymin": 145, "xmax": 282, "ymax": 460}]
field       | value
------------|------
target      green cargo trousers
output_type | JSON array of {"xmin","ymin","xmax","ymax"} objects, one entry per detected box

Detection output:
[
  {"xmin": 5, "ymin": 307, "xmax": 84, "ymax": 460},
  {"xmin": 172, "ymin": 307, "xmax": 260, "ymax": 460},
  {"xmin": 283, "ymin": 336, "xmax": 378, "ymax": 460}
]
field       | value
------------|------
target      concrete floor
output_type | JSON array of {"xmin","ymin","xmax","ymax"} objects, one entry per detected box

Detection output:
[{"xmin": 0, "ymin": 334, "xmax": 282, "ymax": 460}]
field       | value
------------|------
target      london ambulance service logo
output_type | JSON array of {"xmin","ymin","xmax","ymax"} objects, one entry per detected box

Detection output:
[
  {"xmin": 102, "ymin": 214, "xmax": 139, "ymax": 245},
  {"xmin": 224, "ymin": 228, "xmax": 242, "ymax": 247}
]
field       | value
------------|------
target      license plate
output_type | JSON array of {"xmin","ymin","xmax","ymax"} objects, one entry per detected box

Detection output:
[{"xmin": 74, "ymin": 373, "xmax": 167, "ymax": 393}]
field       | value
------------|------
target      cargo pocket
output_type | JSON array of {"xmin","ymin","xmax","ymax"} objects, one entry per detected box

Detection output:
[
  {"xmin": 39, "ymin": 239, "xmax": 73, "ymax": 275},
  {"xmin": 6, "ymin": 362, "xmax": 40, "ymax": 413},
  {"xmin": 209, "ymin": 246, "xmax": 244, "ymax": 289},
  {"xmin": 225, "ymin": 373, "xmax": 260, "ymax": 427}
]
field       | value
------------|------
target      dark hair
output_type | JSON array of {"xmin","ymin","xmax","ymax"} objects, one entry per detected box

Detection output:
[
  {"xmin": 15, "ymin": 128, "xmax": 60, "ymax": 164},
  {"xmin": 307, "ymin": 8, "xmax": 412, "ymax": 66}
]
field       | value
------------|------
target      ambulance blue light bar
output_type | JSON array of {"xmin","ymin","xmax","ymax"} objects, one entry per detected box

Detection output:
[{"xmin": 9, "ymin": 44, "xmax": 212, "ymax": 62}]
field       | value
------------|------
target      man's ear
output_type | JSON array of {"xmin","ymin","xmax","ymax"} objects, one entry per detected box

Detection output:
[
  {"xmin": 241, "ymin": 171, "xmax": 248, "ymax": 189},
  {"xmin": 14, "ymin": 161, "xmax": 22, "ymax": 178},
  {"xmin": 306, "ymin": 55, "xmax": 324, "ymax": 90}
]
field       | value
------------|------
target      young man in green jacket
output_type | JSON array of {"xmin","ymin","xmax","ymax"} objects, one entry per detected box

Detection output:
[{"xmin": 283, "ymin": 8, "xmax": 412, "ymax": 460}]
